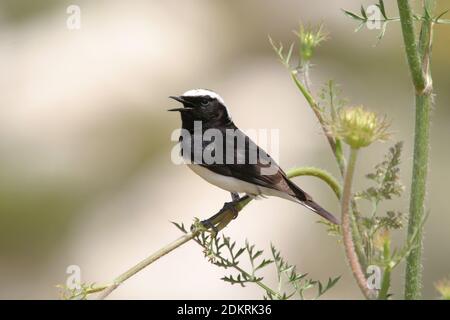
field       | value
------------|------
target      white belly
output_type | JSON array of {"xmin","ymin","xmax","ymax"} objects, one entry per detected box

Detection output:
[{"xmin": 187, "ymin": 164, "xmax": 297, "ymax": 202}]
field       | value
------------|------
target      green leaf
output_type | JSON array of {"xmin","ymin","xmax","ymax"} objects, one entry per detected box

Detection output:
[
  {"xmin": 255, "ymin": 259, "xmax": 274, "ymax": 271},
  {"xmin": 252, "ymin": 250, "xmax": 264, "ymax": 261},
  {"xmin": 376, "ymin": 0, "xmax": 387, "ymax": 20},
  {"xmin": 376, "ymin": 22, "xmax": 388, "ymax": 43},
  {"xmin": 435, "ymin": 10, "xmax": 449, "ymax": 21},
  {"xmin": 342, "ymin": 9, "xmax": 365, "ymax": 21},
  {"xmin": 354, "ymin": 22, "xmax": 365, "ymax": 33},
  {"xmin": 171, "ymin": 221, "xmax": 187, "ymax": 233},
  {"xmin": 360, "ymin": 5, "xmax": 368, "ymax": 19},
  {"xmin": 357, "ymin": 142, "xmax": 404, "ymax": 203},
  {"xmin": 234, "ymin": 248, "xmax": 245, "ymax": 260}
]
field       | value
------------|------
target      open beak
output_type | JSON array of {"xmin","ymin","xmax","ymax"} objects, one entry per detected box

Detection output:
[{"xmin": 168, "ymin": 96, "xmax": 194, "ymax": 112}]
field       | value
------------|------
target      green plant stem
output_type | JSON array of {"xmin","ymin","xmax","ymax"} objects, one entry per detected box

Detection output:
[
  {"xmin": 404, "ymin": 93, "xmax": 431, "ymax": 300},
  {"xmin": 397, "ymin": 0, "xmax": 434, "ymax": 300},
  {"xmin": 97, "ymin": 230, "xmax": 198, "ymax": 299},
  {"xmin": 291, "ymin": 72, "xmax": 343, "ymax": 173},
  {"xmin": 378, "ymin": 239, "xmax": 392, "ymax": 300},
  {"xmin": 397, "ymin": 0, "xmax": 427, "ymax": 92},
  {"xmin": 286, "ymin": 166, "xmax": 341, "ymax": 199},
  {"xmin": 350, "ymin": 201, "xmax": 367, "ymax": 269},
  {"xmin": 341, "ymin": 148, "xmax": 376, "ymax": 299}
]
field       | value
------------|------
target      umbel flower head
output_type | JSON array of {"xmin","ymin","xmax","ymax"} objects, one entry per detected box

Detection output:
[
  {"xmin": 294, "ymin": 23, "xmax": 328, "ymax": 63},
  {"xmin": 332, "ymin": 106, "xmax": 390, "ymax": 149}
]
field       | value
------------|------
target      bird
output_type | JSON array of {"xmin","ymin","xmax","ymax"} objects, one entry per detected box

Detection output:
[{"xmin": 168, "ymin": 89, "xmax": 339, "ymax": 225}]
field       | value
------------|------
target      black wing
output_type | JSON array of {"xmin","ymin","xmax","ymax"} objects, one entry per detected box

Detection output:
[{"xmin": 186, "ymin": 123, "xmax": 302, "ymax": 198}]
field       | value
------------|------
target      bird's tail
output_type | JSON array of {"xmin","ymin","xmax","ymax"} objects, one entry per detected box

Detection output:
[
  {"xmin": 285, "ymin": 178, "xmax": 340, "ymax": 225},
  {"xmin": 301, "ymin": 198, "xmax": 340, "ymax": 225}
]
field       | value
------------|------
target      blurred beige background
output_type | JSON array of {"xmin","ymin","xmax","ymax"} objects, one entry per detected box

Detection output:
[{"xmin": 0, "ymin": 0, "xmax": 449, "ymax": 299}]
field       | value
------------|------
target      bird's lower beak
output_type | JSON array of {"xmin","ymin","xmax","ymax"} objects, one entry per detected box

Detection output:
[{"xmin": 168, "ymin": 107, "xmax": 191, "ymax": 112}]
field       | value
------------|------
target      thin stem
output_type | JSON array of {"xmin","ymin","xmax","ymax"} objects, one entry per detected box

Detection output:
[
  {"xmin": 397, "ymin": 0, "xmax": 435, "ymax": 300},
  {"xmin": 341, "ymin": 148, "xmax": 376, "ymax": 299},
  {"xmin": 291, "ymin": 72, "xmax": 341, "ymax": 172},
  {"xmin": 378, "ymin": 239, "xmax": 392, "ymax": 300},
  {"xmin": 98, "ymin": 230, "xmax": 197, "ymax": 299},
  {"xmin": 286, "ymin": 166, "xmax": 341, "ymax": 199},
  {"xmin": 301, "ymin": 62, "xmax": 312, "ymax": 92},
  {"xmin": 350, "ymin": 201, "xmax": 367, "ymax": 269}
]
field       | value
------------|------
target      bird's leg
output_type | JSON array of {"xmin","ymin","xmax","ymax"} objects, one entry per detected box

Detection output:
[
  {"xmin": 200, "ymin": 194, "xmax": 242, "ymax": 234},
  {"xmin": 200, "ymin": 202, "xmax": 236, "ymax": 233},
  {"xmin": 229, "ymin": 192, "xmax": 240, "ymax": 219},
  {"xmin": 230, "ymin": 192, "xmax": 240, "ymax": 202}
]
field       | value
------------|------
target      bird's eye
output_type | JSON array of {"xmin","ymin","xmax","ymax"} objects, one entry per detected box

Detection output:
[{"xmin": 201, "ymin": 99, "xmax": 209, "ymax": 106}]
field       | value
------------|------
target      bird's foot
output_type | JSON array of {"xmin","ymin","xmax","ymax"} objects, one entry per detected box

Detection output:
[
  {"xmin": 200, "ymin": 218, "xmax": 219, "ymax": 236},
  {"xmin": 200, "ymin": 200, "xmax": 240, "ymax": 236},
  {"xmin": 223, "ymin": 201, "xmax": 239, "ymax": 220}
]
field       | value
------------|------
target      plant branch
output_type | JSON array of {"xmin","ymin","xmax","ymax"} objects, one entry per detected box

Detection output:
[
  {"xmin": 378, "ymin": 238, "xmax": 392, "ymax": 300},
  {"xmin": 397, "ymin": 0, "xmax": 426, "ymax": 92},
  {"xmin": 97, "ymin": 228, "xmax": 200, "ymax": 299},
  {"xmin": 341, "ymin": 148, "xmax": 376, "ymax": 299},
  {"xmin": 397, "ymin": 0, "xmax": 435, "ymax": 300},
  {"xmin": 396, "ymin": 0, "xmax": 430, "ymax": 94},
  {"xmin": 286, "ymin": 166, "xmax": 341, "ymax": 199},
  {"xmin": 291, "ymin": 73, "xmax": 345, "ymax": 174}
]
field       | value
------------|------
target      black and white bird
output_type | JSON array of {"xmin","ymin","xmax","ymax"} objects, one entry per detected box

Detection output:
[{"xmin": 169, "ymin": 89, "xmax": 339, "ymax": 225}]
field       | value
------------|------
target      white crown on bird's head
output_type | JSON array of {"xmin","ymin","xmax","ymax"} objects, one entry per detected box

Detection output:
[{"xmin": 181, "ymin": 89, "xmax": 226, "ymax": 106}]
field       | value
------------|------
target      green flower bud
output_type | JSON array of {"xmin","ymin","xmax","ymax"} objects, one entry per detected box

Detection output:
[
  {"xmin": 294, "ymin": 24, "xmax": 327, "ymax": 63},
  {"xmin": 333, "ymin": 106, "xmax": 390, "ymax": 149}
]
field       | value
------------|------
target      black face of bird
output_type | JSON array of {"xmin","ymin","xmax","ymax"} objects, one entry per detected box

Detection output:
[{"xmin": 169, "ymin": 91, "xmax": 232, "ymax": 129}]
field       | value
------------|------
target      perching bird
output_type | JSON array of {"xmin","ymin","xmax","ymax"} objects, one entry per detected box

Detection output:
[{"xmin": 169, "ymin": 89, "xmax": 339, "ymax": 225}]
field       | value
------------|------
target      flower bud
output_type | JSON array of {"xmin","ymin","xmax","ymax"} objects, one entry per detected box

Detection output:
[
  {"xmin": 332, "ymin": 106, "xmax": 390, "ymax": 149},
  {"xmin": 295, "ymin": 24, "xmax": 327, "ymax": 63}
]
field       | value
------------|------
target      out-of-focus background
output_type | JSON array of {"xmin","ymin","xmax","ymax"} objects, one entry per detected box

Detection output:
[{"xmin": 0, "ymin": 0, "xmax": 449, "ymax": 299}]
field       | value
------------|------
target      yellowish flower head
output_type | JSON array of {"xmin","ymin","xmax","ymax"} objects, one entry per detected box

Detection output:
[{"xmin": 333, "ymin": 106, "xmax": 390, "ymax": 149}]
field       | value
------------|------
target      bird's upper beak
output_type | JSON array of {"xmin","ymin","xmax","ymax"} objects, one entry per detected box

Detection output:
[
  {"xmin": 168, "ymin": 96, "xmax": 194, "ymax": 112},
  {"xmin": 169, "ymin": 96, "xmax": 186, "ymax": 103}
]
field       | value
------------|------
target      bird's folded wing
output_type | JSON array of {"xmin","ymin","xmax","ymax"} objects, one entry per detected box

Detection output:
[{"xmin": 198, "ymin": 127, "xmax": 296, "ymax": 196}]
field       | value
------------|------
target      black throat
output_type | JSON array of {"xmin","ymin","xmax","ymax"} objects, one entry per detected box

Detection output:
[{"xmin": 180, "ymin": 111, "xmax": 233, "ymax": 133}]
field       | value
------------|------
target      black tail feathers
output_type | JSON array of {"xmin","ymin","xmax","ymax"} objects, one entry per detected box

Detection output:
[
  {"xmin": 302, "ymin": 199, "xmax": 340, "ymax": 225},
  {"xmin": 285, "ymin": 178, "xmax": 340, "ymax": 225}
]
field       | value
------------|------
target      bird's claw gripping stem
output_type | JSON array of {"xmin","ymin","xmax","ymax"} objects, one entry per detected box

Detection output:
[{"xmin": 200, "ymin": 200, "xmax": 240, "ymax": 235}]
